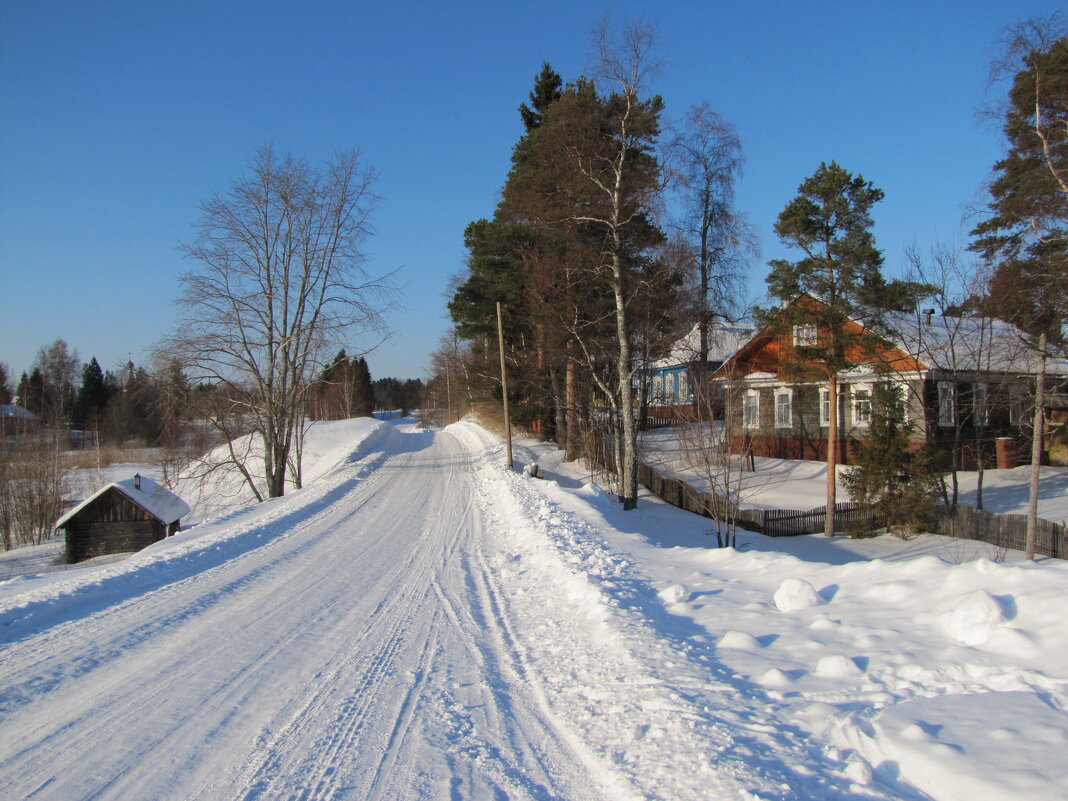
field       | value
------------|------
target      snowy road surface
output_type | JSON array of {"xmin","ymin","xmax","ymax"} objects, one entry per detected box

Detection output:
[
  {"xmin": 1, "ymin": 426, "xmax": 608, "ymax": 800},
  {"xmin": 6, "ymin": 420, "xmax": 1062, "ymax": 800}
]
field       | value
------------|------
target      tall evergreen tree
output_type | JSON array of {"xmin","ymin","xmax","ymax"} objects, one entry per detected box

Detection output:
[
  {"xmin": 972, "ymin": 24, "xmax": 1067, "ymax": 341},
  {"xmin": 352, "ymin": 357, "xmax": 374, "ymax": 417},
  {"xmin": 0, "ymin": 364, "xmax": 12, "ymax": 406},
  {"xmin": 519, "ymin": 62, "xmax": 563, "ymax": 133},
  {"xmin": 74, "ymin": 357, "xmax": 112, "ymax": 431},
  {"xmin": 971, "ymin": 19, "xmax": 1067, "ymax": 559},
  {"xmin": 762, "ymin": 162, "xmax": 926, "ymax": 536}
]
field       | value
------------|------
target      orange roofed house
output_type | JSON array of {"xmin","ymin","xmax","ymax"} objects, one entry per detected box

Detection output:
[{"xmin": 710, "ymin": 296, "xmax": 1068, "ymax": 468}]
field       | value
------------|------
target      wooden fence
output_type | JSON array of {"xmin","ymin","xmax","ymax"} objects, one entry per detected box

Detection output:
[
  {"xmin": 634, "ymin": 456, "xmax": 1066, "ymax": 557},
  {"xmin": 931, "ymin": 504, "xmax": 1065, "ymax": 559},
  {"xmin": 585, "ymin": 432, "xmax": 1065, "ymax": 556}
]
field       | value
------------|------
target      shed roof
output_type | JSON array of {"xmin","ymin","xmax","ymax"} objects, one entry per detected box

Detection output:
[{"xmin": 55, "ymin": 475, "xmax": 190, "ymax": 530}]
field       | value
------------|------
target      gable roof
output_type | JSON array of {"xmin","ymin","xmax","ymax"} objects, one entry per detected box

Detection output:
[
  {"xmin": 55, "ymin": 475, "xmax": 190, "ymax": 530},
  {"xmin": 876, "ymin": 312, "xmax": 1068, "ymax": 376},
  {"xmin": 714, "ymin": 294, "xmax": 1068, "ymax": 380},
  {"xmin": 649, "ymin": 322, "xmax": 752, "ymax": 370}
]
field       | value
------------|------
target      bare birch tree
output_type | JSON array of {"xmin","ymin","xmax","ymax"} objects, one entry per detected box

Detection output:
[{"xmin": 168, "ymin": 146, "xmax": 393, "ymax": 499}]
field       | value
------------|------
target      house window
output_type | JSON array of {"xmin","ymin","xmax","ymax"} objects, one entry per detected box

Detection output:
[
  {"xmin": 1009, "ymin": 385, "xmax": 1026, "ymax": 426},
  {"xmin": 666, "ymin": 373, "xmax": 676, "ymax": 402},
  {"xmin": 853, "ymin": 385, "xmax": 872, "ymax": 426},
  {"xmin": 679, "ymin": 372, "xmax": 689, "ymax": 401},
  {"xmin": 775, "ymin": 389, "xmax": 793, "ymax": 428},
  {"xmin": 743, "ymin": 391, "xmax": 760, "ymax": 428},
  {"xmin": 653, "ymin": 375, "xmax": 663, "ymax": 402},
  {"xmin": 938, "ymin": 381, "xmax": 955, "ymax": 427},
  {"xmin": 793, "ymin": 324, "xmax": 818, "ymax": 346},
  {"xmin": 973, "ymin": 383, "xmax": 988, "ymax": 427},
  {"xmin": 820, "ymin": 388, "xmax": 831, "ymax": 426}
]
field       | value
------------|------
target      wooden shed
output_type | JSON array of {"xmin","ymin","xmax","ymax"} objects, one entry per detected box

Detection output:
[{"xmin": 55, "ymin": 474, "xmax": 190, "ymax": 564}]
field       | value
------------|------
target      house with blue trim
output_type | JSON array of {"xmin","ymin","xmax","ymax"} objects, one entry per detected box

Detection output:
[{"xmin": 643, "ymin": 323, "xmax": 750, "ymax": 423}]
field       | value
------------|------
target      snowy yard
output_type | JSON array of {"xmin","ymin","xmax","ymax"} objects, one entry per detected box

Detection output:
[
  {"xmin": 639, "ymin": 424, "xmax": 1068, "ymax": 524},
  {"xmin": 1, "ymin": 418, "xmax": 1066, "ymax": 800}
]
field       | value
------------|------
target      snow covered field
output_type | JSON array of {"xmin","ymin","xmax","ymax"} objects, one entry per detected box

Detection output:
[{"xmin": 1, "ymin": 418, "xmax": 1067, "ymax": 800}]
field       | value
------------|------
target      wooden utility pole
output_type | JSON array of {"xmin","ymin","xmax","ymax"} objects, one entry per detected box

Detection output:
[{"xmin": 496, "ymin": 301, "xmax": 513, "ymax": 469}]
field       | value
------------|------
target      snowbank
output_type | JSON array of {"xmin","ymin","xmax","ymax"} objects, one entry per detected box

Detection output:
[{"xmin": 492, "ymin": 426, "xmax": 1068, "ymax": 801}]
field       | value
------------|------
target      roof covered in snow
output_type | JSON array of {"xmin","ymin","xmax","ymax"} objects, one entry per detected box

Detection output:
[
  {"xmin": 874, "ymin": 312, "xmax": 1068, "ymax": 376},
  {"xmin": 650, "ymin": 323, "xmax": 752, "ymax": 370},
  {"xmin": 55, "ymin": 475, "xmax": 190, "ymax": 530},
  {"xmin": 1, "ymin": 405, "xmax": 35, "ymax": 420}
]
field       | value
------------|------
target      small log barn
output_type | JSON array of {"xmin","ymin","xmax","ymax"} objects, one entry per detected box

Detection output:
[{"xmin": 55, "ymin": 474, "xmax": 190, "ymax": 564}]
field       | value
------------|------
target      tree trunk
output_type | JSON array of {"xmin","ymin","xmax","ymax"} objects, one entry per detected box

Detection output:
[
  {"xmin": 565, "ymin": 353, "xmax": 579, "ymax": 461},
  {"xmin": 612, "ymin": 249, "xmax": 638, "ymax": 510},
  {"xmin": 825, "ymin": 375, "xmax": 837, "ymax": 536},
  {"xmin": 1026, "ymin": 331, "xmax": 1047, "ymax": 561}
]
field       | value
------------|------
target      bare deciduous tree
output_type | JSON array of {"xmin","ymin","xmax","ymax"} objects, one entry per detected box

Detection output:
[
  {"xmin": 665, "ymin": 103, "xmax": 756, "ymax": 365},
  {"xmin": 674, "ymin": 369, "xmax": 753, "ymax": 548},
  {"xmin": 168, "ymin": 146, "xmax": 393, "ymax": 500}
]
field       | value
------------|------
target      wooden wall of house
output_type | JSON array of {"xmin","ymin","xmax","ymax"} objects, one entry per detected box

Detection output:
[
  {"xmin": 61, "ymin": 487, "xmax": 171, "ymax": 564},
  {"xmin": 65, "ymin": 519, "xmax": 165, "ymax": 563}
]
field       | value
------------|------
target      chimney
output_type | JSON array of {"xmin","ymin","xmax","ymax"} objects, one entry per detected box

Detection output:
[
  {"xmin": 134, "ymin": 473, "xmax": 141, "ymax": 491},
  {"xmin": 923, "ymin": 308, "xmax": 935, "ymax": 326}
]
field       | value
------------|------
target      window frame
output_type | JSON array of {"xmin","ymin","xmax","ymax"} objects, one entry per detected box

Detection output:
[
  {"xmin": 852, "ymin": 383, "xmax": 873, "ymax": 428},
  {"xmin": 774, "ymin": 388, "xmax": 793, "ymax": 428},
  {"xmin": 937, "ymin": 381, "xmax": 955, "ymax": 428},
  {"xmin": 1009, "ymin": 384, "xmax": 1026, "ymax": 427},
  {"xmin": 793, "ymin": 323, "xmax": 818, "ymax": 347},
  {"xmin": 743, "ymin": 390, "xmax": 760, "ymax": 429}
]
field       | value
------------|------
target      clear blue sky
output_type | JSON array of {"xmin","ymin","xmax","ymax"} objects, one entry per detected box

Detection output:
[{"xmin": 1, "ymin": 0, "xmax": 1062, "ymax": 384}]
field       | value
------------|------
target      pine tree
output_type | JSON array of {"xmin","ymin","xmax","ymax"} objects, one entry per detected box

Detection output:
[
  {"xmin": 762, "ymin": 162, "xmax": 927, "ymax": 536},
  {"xmin": 352, "ymin": 357, "xmax": 374, "ymax": 416},
  {"xmin": 971, "ymin": 19, "xmax": 1067, "ymax": 559},
  {"xmin": 971, "ymin": 25, "xmax": 1067, "ymax": 337},
  {"xmin": 0, "ymin": 364, "xmax": 12, "ymax": 406},
  {"xmin": 74, "ymin": 357, "xmax": 112, "ymax": 431}
]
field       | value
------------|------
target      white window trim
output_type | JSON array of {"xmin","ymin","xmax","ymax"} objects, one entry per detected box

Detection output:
[
  {"xmin": 679, "ymin": 372, "xmax": 689, "ymax": 401},
  {"xmin": 938, "ymin": 381, "xmax": 955, "ymax": 428},
  {"xmin": 793, "ymin": 323, "xmax": 818, "ymax": 347},
  {"xmin": 743, "ymin": 390, "xmax": 760, "ymax": 429},
  {"xmin": 973, "ymin": 382, "xmax": 988, "ymax": 428},
  {"xmin": 852, "ymin": 383, "xmax": 873, "ymax": 428},
  {"xmin": 1009, "ymin": 385, "xmax": 1026, "ymax": 427},
  {"xmin": 652, "ymin": 375, "xmax": 663, "ymax": 402},
  {"xmin": 820, "ymin": 388, "xmax": 831, "ymax": 427},
  {"xmin": 774, "ymin": 388, "xmax": 793, "ymax": 428}
]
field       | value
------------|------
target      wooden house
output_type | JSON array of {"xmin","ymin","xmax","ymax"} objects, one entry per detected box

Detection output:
[
  {"xmin": 55, "ymin": 474, "xmax": 190, "ymax": 564},
  {"xmin": 643, "ymin": 323, "xmax": 750, "ymax": 425},
  {"xmin": 711, "ymin": 295, "xmax": 1068, "ymax": 468}
]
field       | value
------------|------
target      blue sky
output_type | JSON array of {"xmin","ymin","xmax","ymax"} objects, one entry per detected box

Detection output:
[{"xmin": 1, "ymin": 0, "xmax": 1063, "ymax": 384}]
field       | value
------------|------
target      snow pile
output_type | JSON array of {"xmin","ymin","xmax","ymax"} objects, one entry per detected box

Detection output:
[
  {"xmin": 945, "ymin": 590, "xmax": 1005, "ymax": 645},
  {"xmin": 773, "ymin": 577, "xmax": 825, "ymax": 611}
]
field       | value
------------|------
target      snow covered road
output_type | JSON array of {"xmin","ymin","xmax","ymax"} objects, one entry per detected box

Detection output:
[
  {"xmin": 8, "ymin": 419, "xmax": 1057, "ymax": 800},
  {"xmin": 0, "ymin": 425, "xmax": 606, "ymax": 800}
]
